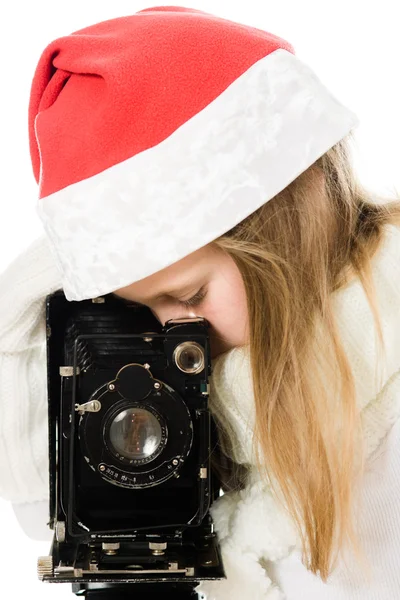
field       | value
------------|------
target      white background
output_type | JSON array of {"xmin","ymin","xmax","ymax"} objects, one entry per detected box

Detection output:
[{"xmin": 0, "ymin": 1, "xmax": 399, "ymax": 599}]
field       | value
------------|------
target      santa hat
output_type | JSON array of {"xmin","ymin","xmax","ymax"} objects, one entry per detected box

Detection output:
[{"xmin": 28, "ymin": 5, "xmax": 359, "ymax": 302}]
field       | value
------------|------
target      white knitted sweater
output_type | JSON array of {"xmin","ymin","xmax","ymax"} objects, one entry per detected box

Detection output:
[{"xmin": 1, "ymin": 225, "xmax": 400, "ymax": 599}]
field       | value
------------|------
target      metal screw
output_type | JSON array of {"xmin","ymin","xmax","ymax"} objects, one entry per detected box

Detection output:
[
  {"xmin": 172, "ymin": 459, "xmax": 179, "ymax": 466},
  {"xmin": 154, "ymin": 382, "xmax": 161, "ymax": 389},
  {"xmin": 99, "ymin": 465, "xmax": 105, "ymax": 472},
  {"xmin": 201, "ymin": 559, "xmax": 213, "ymax": 566},
  {"xmin": 108, "ymin": 383, "xmax": 116, "ymax": 391}
]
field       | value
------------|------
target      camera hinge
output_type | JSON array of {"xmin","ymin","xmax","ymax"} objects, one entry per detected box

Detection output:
[{"xmin": 59, "ymin": 366, "xmax": 81, "ymax": 377}]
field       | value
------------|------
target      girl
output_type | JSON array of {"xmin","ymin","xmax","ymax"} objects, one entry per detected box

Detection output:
[{"xmin": 1, "ymin": 6, "xmax": 400, "ymax": 599}]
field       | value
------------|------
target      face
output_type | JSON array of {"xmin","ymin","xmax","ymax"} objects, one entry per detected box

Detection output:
[{"xmin": 112, "ymin": 243, "xmax": 249, "ymax": 359}]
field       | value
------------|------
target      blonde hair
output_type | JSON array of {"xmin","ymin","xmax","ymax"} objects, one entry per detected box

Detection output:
[{"xmin": 211, "ymin": 130, "xmax": 400, "ymax": 582}]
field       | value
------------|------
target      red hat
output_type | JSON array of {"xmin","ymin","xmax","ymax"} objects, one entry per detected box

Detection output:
[{"xmin": 28, "ymin": 5, "xmax": 359, "ymax": 302}]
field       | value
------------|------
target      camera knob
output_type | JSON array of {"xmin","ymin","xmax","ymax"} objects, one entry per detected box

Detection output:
[
  {"xmin": 102, "ymin": 542, "xmax": 120, "ymax": 555},
  {"xmin": 37, "ymin": 556, "xmax": 53, "ymax": 580},
  {"xmin": 149, "ymin": 541, "xmax": 167, "ymax": 555},
  {"xmin": 55, "ymin": 520, "xmax": 66, "ymax": 542}
]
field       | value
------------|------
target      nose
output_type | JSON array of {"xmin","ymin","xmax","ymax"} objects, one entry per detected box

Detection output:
[
  {"xmin": 153, "ymin": 308, "xmax": 221, "ymax": 359},
  {"xmin": 152, "ymin": 307, "xmax": 199, "ymax": 325}
]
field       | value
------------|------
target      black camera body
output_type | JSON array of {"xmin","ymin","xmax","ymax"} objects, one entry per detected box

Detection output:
[{"xmin": 37, "ymin": 290, "xmax": 225, "ymax": 599}]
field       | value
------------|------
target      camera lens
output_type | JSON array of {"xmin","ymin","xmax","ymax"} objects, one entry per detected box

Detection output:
[
  {"xmin": 172, "ymin": 341, "xmax": 205, "ymax": 374},
  {"xmin": 108, "ymin": 407, "xmax": 162, "ymax": 461}
]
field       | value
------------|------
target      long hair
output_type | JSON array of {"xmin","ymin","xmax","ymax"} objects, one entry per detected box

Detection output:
[{"xmin": 210, "ymin": 130, "xmax": 400, "ymax": 581}]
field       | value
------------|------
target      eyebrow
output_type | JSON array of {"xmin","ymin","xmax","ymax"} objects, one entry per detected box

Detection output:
[
  {"xmin": 153, "ymin": 284, "xmax": 196, "ymax": 300},
  {"xmin": 111, "ymin": 282, "xmax": 199, "ymax": 305}
]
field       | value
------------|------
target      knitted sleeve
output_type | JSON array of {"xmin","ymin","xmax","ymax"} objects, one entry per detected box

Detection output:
[{"xmin": 0, "ymin": 234, "xmax": 62, "ymax": 504}]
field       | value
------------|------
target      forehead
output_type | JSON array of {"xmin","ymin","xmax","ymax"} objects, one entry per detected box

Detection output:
[{"xmin": 114, "ymin": 242, "xmax": 219, "ymax": 301}]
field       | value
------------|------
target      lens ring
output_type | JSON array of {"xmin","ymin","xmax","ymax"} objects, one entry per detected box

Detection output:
[{"xmin": 172, "ymin": 341, "xmax": 205, "ymax": 374}]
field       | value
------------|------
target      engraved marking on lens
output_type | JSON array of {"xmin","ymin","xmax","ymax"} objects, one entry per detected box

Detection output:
[
  {"xmin": 109, "ymin": 408, "xmax": 162, "ymax": 461},
  {"xmin": 173, "ymin": 342, "xmax": 205, "ymax": 374}
]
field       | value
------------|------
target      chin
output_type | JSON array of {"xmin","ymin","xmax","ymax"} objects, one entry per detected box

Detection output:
[{"xmin": 210, "ymin": 338, "xmax": 233, "ymax": 360}]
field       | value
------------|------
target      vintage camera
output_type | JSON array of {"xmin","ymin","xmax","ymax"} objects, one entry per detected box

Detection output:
[{"xmin": 37, "ymin": 290, "xmax": 225, "ymax": 599}]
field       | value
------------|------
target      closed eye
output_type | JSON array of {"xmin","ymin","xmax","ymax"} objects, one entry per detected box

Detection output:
[{"xmin": 178, "ymin": 286, "xmax": 207, "ymax": 308}]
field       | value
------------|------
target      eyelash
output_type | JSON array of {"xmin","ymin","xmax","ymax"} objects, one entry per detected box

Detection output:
[{"xmin": 179, "ymin": 286, "xmax": 207, "ymax": 308}]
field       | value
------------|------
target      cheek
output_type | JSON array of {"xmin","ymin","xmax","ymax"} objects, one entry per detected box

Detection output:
[{"xmin": 205, "ymin": 275, "xmax": 248, "ymax": 336}]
